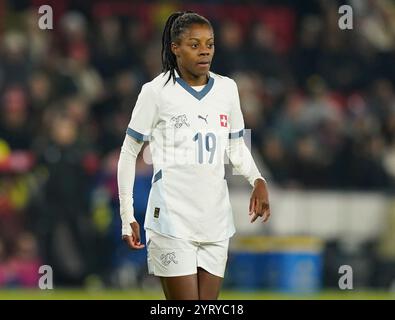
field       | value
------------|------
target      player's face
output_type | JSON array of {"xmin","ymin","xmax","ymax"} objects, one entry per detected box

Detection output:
[{"xmin": 172, "ymin": 23, "xmax": 214, "ymax": 81}]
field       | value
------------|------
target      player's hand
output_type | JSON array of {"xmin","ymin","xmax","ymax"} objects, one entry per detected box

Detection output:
[
  {"xmin": 249, "ymin": 179, "xmax": 270, "ymax": 223},
  {"xmin": 122, "ymin": 221, "xmax": 145, "ymax": 249}
]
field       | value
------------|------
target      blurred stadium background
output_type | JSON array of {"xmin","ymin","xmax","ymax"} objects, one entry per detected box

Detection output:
[{"xmin": 1, "ymin": 0, "xmax": 395, "ymax": 299}]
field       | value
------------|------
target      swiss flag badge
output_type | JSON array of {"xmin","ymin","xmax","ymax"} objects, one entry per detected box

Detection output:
[{"xmin": 220, "ymin": 114, "xmax": 228, "ymax": 127}]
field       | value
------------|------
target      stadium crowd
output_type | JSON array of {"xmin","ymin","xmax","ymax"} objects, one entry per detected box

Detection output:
[{"xmin": 1, "ymin": 0, "xmax": 395, "ymax": 287}]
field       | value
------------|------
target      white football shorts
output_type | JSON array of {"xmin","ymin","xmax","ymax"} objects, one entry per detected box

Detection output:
[{"xmin": 146, "ymin": 229, "xmax": 229, "ymax": 278}]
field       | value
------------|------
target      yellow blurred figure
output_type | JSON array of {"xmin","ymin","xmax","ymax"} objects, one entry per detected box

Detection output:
[{"xmin": 0, "ymin": 139, "xmax": 11, "ymax": 163}]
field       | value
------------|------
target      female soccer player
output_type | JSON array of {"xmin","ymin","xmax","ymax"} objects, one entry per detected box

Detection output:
[{"xmin": 118, "ymin": 11, "xmax": 270, "ymax": 300}]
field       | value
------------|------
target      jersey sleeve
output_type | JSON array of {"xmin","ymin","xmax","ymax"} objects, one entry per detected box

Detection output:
[
  {"xmin": 228, "ymin": 79, "xmax": 245, "ymax": 139},
  {"xmin": 126, "ymin": 83, "xmax": 159, "ymax": 142}
]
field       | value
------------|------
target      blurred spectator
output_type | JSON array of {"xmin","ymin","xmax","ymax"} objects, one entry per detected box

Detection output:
[
  {"xmin": 232, "ymin": 72, "xmax": 265, "ymax": 140},
  {"xmin": 214, "ymin": 20, "xmax": 248, "ymax": 74},
  {"xmin": 0, "ymin": 239, "xmax": 6, "ymax": 286},
  {"xmin": 37, "ymin": 115, "xmax": 96, "ymax": 286},
  {"xmin": 248, "ymin": 21, "xmax": 288, "ymax": 79},
  {"xmin": 6, "ymin": 232, "xmax": 41, "ymax": 287},
  {"xmin": 261, "ymin": 134, "xmax": 293, "ymax": 187},
  {"xmin": 0, "ymin": 31, "xmax": 29, "ymax": 86},
  {"xmin": 92, "ymin": 17, "xmax": 129, "ymax": 80},
  {"xmin": 24, "ymin": 9, "xmax": 52, "ymax": 66},
  {"xmin": 0, "ymin": 85, "xmax": 32, "ymax": 151},
  {"xmin": 0, "ymin": 232, "xmax": 41, "ymax": 288},
  {"xmin": 289, "ymin": 15, "xmax": 322, "ymax": 88}
]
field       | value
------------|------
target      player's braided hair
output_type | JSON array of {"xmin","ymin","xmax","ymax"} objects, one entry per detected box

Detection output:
[{"xmin": 161, "ymin": 11, "xmax": 212, "ymax": 85}]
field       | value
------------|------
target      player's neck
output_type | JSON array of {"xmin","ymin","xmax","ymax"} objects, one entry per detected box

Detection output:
[{"xmin": 177, "ymin": 68, "xmax": 209, "ymax": 87}]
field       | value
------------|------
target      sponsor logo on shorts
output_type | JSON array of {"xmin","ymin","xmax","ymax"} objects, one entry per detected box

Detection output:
[{"xmin": 160, "ymin": 252, "xmax": 178, "ymax": 266}]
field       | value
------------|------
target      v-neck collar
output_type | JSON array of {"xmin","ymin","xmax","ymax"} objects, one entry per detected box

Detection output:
[{"xmin": 175, "ymin": 71, "xmax": 214, "ymax": 101}]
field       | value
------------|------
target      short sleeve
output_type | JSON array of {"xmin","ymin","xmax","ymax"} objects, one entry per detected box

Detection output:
[
  {"xmin": 228, "ymin": 80, "xmax": 245, "ymax": 139},
  {"xmin": 126, "ymin": 83, "xmax": 158, "ymax": 142}
]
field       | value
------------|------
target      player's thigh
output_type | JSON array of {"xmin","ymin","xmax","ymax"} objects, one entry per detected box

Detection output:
[
  {"xmin": 160, "ymin": 274, "xmax": 199, "ymax": 300},
  {"xmin": 197, "ymin": 267, "xmax": 223, "ymax": 300},
  {"xmin": 196, "ymin": 239, "xmax": 229, "ymax": 299}
]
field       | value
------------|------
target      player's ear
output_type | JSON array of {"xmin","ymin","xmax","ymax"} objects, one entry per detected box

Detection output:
[{"xmin": 171, "ymin": 42, "xmax": 179, "ymax": 57}]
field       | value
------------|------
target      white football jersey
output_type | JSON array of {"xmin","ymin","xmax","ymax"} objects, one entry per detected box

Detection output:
[{"xmin": 127, "ymin": 71, "xmax": 245, "ymax": 242}]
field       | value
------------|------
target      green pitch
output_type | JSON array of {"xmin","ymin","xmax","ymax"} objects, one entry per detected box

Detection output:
[{"xmin": 0, "ymin": 289, "xmax": 394, "ymax": 300}]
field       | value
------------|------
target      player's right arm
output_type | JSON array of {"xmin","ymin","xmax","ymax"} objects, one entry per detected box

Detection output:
[
  {"xmin": 117, "ymin": 135, "xmax": 145, "ymax": 249},
  {"xmin": 117, "ymin": 82, "xmax": 159, "ymax": 249}
]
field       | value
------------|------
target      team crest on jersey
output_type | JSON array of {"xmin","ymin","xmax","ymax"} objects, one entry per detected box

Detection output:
[
  {"xmin": 171, "ymin": 114, "xmax": 190, "ymax": 128},
  {"xmin": 220, "ymin": 114, "xmax": 228, "ymax": 127}
]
